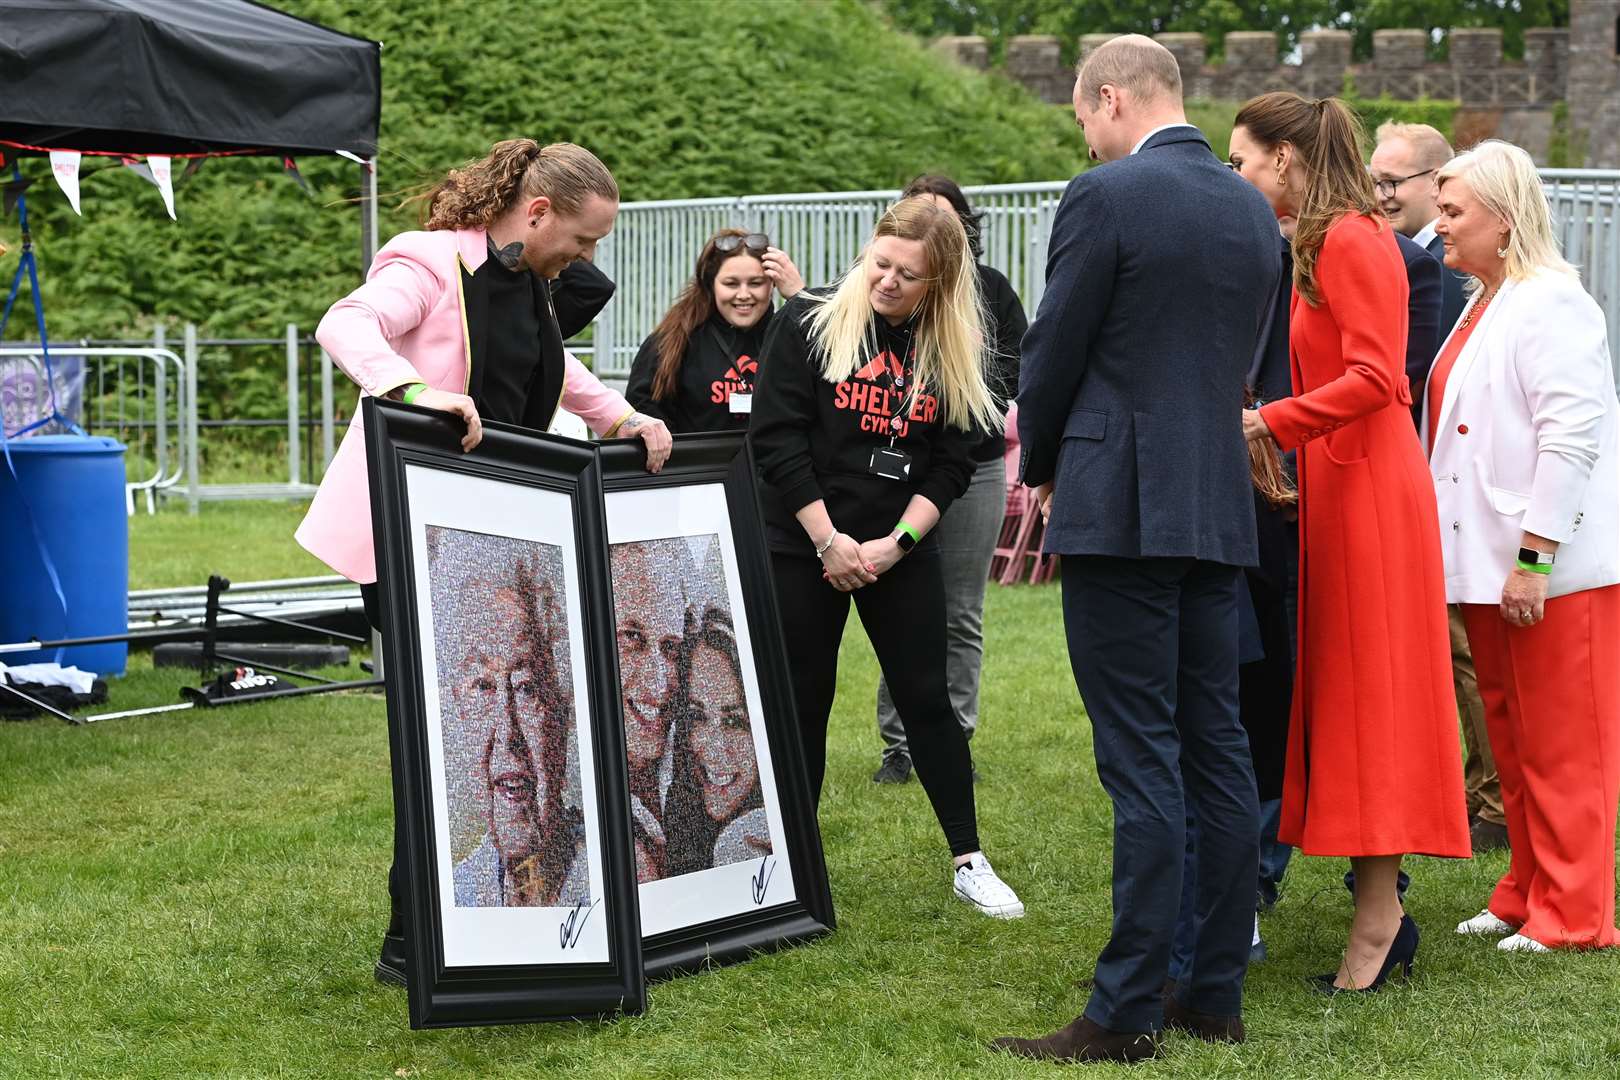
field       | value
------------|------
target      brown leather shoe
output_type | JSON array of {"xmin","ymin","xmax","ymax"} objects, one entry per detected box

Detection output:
[
  {"xmin": 990, "ymin": 1015, "xmax": 1161, "ymax": 1064},
  {"xmin": 1162, "ymin": 993, "xmax": 1245, "ymax": 1043}
]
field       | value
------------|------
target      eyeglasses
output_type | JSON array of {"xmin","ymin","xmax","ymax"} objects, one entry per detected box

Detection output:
[
  {"xmin": 713, "ymin": 232, "xmax": 769, "ymax": 255},
  {"xmin": 1372, "ymin": 168, "xmax": 1436, "ymax": 200}
]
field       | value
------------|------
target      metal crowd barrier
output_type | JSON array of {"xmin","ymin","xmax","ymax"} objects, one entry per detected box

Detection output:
[
  {"xmin": 592, "ymin": 171, "xmax": 1620, "ymax": 384},
  {"xmin": 0, "ymin": 344, "xmax": 188, "ymax": 513}
]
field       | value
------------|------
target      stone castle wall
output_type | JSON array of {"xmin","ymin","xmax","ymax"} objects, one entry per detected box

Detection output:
[{"xmin": 933, "ymin": 4, "xmax": 1619, "ymax": 166}]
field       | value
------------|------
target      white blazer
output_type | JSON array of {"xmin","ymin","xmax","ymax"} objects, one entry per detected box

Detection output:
[{"xmin": 1424, "ymin": 269, "xmax": 1620, "ymax": 603}]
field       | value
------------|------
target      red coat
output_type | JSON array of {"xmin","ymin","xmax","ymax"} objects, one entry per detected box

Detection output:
[{"xmin": 1258, "ymin": 214, "xmax": 1470, "ymax": 859}]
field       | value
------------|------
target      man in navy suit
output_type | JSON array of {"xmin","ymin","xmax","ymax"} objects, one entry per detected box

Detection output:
[
  {"xmin": 1372, "ymin": 122, "xmax": 1507, "ymax": 856},
  {"xmin": 1395, "ymin": 231, "xmax": 1445, "ymax": 428},
  {"xmin": 990, "ymin": 35, "xmax": 1281, "ymax": 1065}
]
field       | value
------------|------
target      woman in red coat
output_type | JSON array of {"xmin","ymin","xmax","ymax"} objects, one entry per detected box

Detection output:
[{"xmin": 1234, "ymin": 92, "xmax": 1471, "ymax": 992}]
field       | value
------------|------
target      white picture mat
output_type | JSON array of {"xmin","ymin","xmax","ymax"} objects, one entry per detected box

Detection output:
[
  {"xmin": 406, "ymin": 464, "xmax": 610, "ymax": 967},
  {"xmin": 606, "ymin": 484, "xmax": 799, "ymax": 935}
]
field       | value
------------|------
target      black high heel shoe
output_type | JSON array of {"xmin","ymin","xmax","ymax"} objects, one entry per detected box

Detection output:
[{"xmin": 1311, "ymin": 914, "xmax": 1419, "ymax": 995}]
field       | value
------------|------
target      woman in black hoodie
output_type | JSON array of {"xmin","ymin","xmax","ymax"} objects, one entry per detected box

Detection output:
[
  {"xmin": 626, "ymin": 229, "xmax": 804, "ymax": 432},
  {"xmin": 750, "ymin": 197, "xmax": 1025, "ymax": 919}
]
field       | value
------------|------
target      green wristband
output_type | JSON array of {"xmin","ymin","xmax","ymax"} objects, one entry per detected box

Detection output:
[
  {"xmin": 401, "ymin": 382, "xmax": 429, "ymax": 405},
  {"xmin": 894, "ymin": 521, "xmax": 921, "ymax": 543},
  {"xmin": 1516, "ymin": 559, "xmax": 1553, "ymax": 575}
]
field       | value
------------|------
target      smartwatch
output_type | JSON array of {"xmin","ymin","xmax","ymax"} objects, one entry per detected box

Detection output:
[
  {"xmin": 1517, "ymin": 546, "xmax": 1555, "ymax": 572},
  {"xmin": 891, "ymin": 521, "xmax": 919, "ymax": 554}
]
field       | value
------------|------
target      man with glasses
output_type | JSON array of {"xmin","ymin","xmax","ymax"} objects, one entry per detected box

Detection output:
[{"xmin": 1372, "ymin": 122, "xmax": 1468, "ymax": 332}]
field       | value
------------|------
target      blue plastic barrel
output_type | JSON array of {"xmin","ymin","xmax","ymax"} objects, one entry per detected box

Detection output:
[{"xmin": 0, "ymin": 435, "xmax": 129, "ymax": 676}]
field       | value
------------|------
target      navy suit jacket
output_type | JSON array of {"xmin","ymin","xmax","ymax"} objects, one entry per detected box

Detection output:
[
  {"xmin": 1016, "ymin": 126, "xmax": 1282, "ymax": 565},
  {"xmin": 1425, "ymin": 232, "xmax": 1469, "ymax": 334},
  {"xmin": 1398, "ymin": 232, "xmax": 1444, "ymax": 429}
]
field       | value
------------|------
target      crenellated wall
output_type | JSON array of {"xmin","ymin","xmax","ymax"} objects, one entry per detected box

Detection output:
[{"xmin": 931, "ymin": 5, "xmax": 1620, "ymax": 166}]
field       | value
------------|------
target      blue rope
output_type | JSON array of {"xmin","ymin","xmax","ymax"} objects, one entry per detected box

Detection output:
[{"xmin": 2, "ymin": 165, "xmax": 78, "ymax": 662}]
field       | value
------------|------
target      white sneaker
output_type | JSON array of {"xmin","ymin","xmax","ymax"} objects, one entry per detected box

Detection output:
[
  {"xmin": 1456, "ymin": 909, "xmax": 1517, "ymax": 936},
  {"xmin": 1498, "ymin": 932, "xmax": 1551, "ymax": 954},
  {"xmin": 953, "ymin": 854, "xmax": 1025, "ymax": 919}
]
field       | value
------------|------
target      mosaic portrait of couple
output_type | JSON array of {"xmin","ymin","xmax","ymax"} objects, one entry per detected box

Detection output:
[
  {"xmin": 610, "ymin": 534, "xmax": 772, "ymax": 886},
  {"xmin": 423, "ymin": 522, "xmax": 769, "ymax": 911}
]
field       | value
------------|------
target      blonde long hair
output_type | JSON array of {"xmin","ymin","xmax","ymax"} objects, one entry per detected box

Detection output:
[
  {"xmin": 803, "ymin": 198, "xmax": 1001, "ymax": 434},
  {"xmin": 1435, "ymin": 140, "xmax": 1578, "ymax": 288}
]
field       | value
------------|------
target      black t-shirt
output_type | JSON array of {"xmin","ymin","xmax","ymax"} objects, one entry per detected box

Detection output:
[
  {"xmin": 625, "ymin": 309, "xmax": 774, "ymax": 434},
  {"xmin": 973, "ymin": 263, "xmax": 1029, "ymax": 462},
  {"xmin": 748, "ymin": 294, "xmax": 975, "ymax": 555},
  {"xmin": 468, "ymin": 249, "xmax": 545, "ymax": 425}
]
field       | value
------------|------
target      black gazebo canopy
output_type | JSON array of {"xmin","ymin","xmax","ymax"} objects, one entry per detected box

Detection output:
[{"xmin": 0, "ymin": 0, "xmax": 380, "ymax": 159}]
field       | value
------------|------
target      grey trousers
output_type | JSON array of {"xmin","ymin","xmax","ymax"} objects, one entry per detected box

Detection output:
[{"xmin": 876, "ymin": 455, "xmax": 1005, "ymax": 755}]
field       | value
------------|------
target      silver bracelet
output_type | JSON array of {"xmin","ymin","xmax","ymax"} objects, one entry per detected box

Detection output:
[{"xmin": 814, "ymin": 530, "xmax": 839, "ymax": 559}]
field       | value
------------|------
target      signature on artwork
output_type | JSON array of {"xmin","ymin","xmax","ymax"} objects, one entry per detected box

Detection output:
[
  {"xmin": 750, "ymin": 856, "xmax": 776, "ymax": 906},
  {"xmin": 558, "ymin": 897, "xmax": 601, "ymax": 949}
]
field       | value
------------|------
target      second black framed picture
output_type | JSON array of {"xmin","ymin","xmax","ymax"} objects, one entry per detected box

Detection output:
[
  {"xmin": 364, "ymin": 398, "xmax": 645, "ymax": 1028},
  {"xmin": 599, "ymin": 431, "xmax": 835, "ymax": 980}
]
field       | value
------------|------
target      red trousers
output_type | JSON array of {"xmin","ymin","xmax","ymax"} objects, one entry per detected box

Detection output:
[{"xmin": 1462, "ymin": 585, "xmax": 1620, "ymax": 949}]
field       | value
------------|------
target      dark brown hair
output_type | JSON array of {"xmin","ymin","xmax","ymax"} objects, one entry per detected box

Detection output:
[
  {"xmin": 902, "ymin": 174, "xmax": 984, "ymax": 259},
  {"xmin": 648, "ymin": 228, "xmax": 764, "ymax": 400},
  {"xmin": 1233, "ymin": 92, "xmax": 1380, "ymax": 306},
  {"xmin": 416, "ymin": 139, "xmax": 618, "ymax": 231}
]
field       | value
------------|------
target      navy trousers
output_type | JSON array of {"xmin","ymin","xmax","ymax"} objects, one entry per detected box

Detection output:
[{"xmin": 1062, "ymin": 555, "xmax": 1259, "ymax": 1031}]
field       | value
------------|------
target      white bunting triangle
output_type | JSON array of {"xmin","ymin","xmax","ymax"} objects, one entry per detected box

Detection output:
[
  {"xmin": 148, "ymin": 155, "xmax": 176, "ymax": 220},
  {"xmin": 49, "ymin": 151, "xmax": 82, "ymax": 215}
]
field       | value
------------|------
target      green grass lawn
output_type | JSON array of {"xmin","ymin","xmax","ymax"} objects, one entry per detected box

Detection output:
[{"xmin": 3, "ymin": 503, "xmax": 1619, "ymax": 1078}]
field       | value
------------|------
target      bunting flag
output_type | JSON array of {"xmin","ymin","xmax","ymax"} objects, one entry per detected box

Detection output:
[
  {"xmin": 148, "ymin": 155, "xmax": 176, "ymax": 220},
  {"xmin": 3, "ymin": 175, "xmax": 36, "ymax": 218},
  {"xmin": 121, "ymin": 155, "xmax": 156, "ymax": 185},
  {"xmin": 48, "ymin": 151, "xmax": 82, "ymax": 215},
  {"xmin": 179, "ymin": 157, "xmax": 205, "ymax": 186},
  {"xmin": 282, "ymin": 156, "xmax": 313, "ymax": 197}
]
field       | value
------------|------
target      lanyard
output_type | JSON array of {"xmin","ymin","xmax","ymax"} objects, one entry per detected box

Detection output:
[{"xmin": 878, "ymin": 338, "xmax": 917, "ymax": 447}]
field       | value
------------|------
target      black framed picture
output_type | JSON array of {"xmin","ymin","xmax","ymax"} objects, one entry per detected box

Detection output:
[
  {"xmin": 364, "ymin": 398, "xmax": 644, "ymax": 1028},
  {"xmin": 599, "ymin": 431, "xmax": 835, "ymax": 980}
]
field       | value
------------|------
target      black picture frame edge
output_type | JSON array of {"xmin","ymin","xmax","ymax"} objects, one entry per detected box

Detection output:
[
  {"xmin": 599, "ymin": 431, "xmax": 836, "ymax": 983},
  {"xmin": 364, "ymin": 399, "xmax": 647, "ymax": 1028}
]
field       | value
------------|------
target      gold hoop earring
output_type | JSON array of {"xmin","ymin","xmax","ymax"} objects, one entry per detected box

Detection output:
[{"xmin": 1275, "ymin": 171, "xmax": 1288, "ymax": 189}]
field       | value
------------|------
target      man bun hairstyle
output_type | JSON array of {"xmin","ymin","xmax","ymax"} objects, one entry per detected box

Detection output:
[{"xmin": 419, "ymin": 139, "xmax": 619, "ymax": 231}]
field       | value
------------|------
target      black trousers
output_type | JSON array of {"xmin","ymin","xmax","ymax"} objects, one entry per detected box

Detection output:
[
  {"xmin": 1062, "ymin": 555, "xmax": 1259, "ymax": 1031},
  {"xmin": 771, "ymin": 550, "xmax": 980, "ymax": 857},
  {"xmin": 359, "ymin": 582, "xmax": 406, "ymax": 937}
]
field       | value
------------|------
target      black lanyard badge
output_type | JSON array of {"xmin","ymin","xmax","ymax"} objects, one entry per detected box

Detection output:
[
  {"xmin": 866, "ymin": 343, "xmax": 915, "ymax": 481},
  {"xmin": 868, "ymin": 445, "xmax": 912, "ymax": 480}
]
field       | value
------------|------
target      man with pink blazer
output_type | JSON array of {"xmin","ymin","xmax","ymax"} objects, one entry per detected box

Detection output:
[
  {"xmin": 295, "ymin": 225, "xmax": 660, "ymax": 585},
  {"xmin": 295, "ymin": 139, "xmax": 671, "ymax": 987}
]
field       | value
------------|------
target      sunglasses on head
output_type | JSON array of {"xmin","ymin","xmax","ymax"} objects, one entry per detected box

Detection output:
[{"xmin": 713, "ymin": 232, "xmax": 770, "ymax": 255}]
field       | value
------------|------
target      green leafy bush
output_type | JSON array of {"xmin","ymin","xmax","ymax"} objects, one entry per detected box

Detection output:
[{"xmin": 0, "ymin": 0, "xmax": 1083, "ymax": 417}]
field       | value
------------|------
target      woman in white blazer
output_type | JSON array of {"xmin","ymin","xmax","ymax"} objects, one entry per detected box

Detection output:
[{"xmin": 1425, "ymin": 140, "xmax": 1620, "ymax": 953}]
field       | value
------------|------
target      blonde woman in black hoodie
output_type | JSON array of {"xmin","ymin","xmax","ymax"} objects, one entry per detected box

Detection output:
[
  {"xmin": 750, "ymin": 197, "xmax": 1024, "ymax": 919},
  {"xmin": 626, "ymin": 229, "xmax": 803, "ymax": 432}
]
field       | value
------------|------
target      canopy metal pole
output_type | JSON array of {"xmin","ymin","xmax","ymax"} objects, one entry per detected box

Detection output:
[
  {"xmin": 359, "ymin": 155, "xmax": 383, "ymax": 681},
  {"xmin": 360, "ymin": 157, "xmax": 378, "ymax": 275}
]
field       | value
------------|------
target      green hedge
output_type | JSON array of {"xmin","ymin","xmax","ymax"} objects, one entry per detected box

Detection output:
[{"xmin": 0, "ymin": 0, "xmax": 1083, "ymax": 419}]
